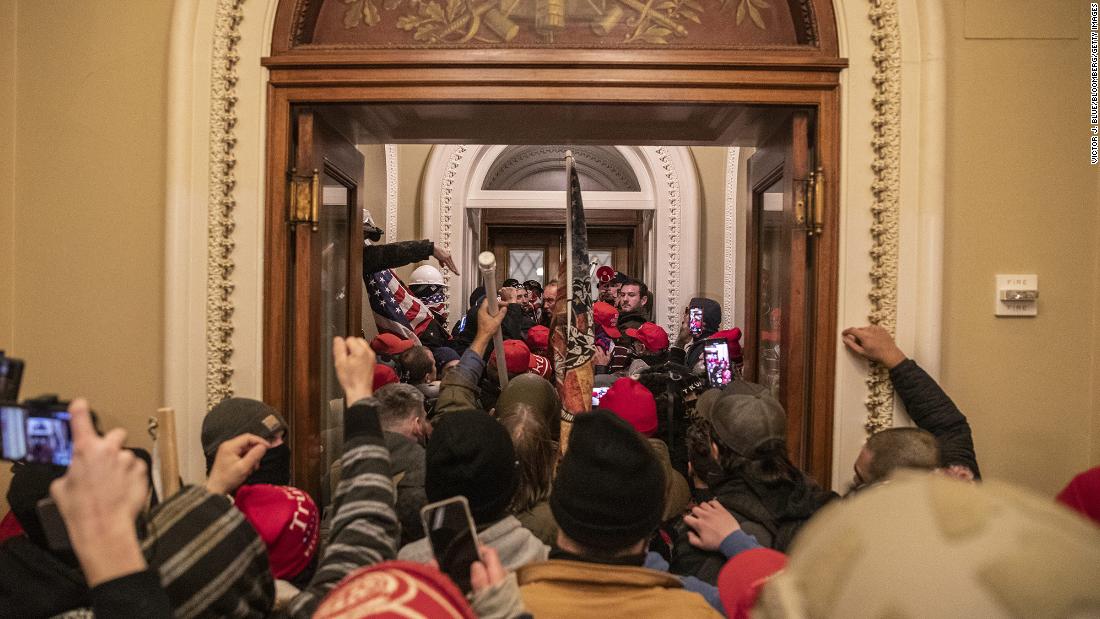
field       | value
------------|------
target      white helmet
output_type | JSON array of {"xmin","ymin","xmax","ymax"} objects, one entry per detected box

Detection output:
[{"xmin": 410, "ymin": 264, "xmax": 446, "ymax": 287}]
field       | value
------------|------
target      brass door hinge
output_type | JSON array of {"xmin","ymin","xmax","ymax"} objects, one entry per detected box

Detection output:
[
  {"xmin": 288, "ymin": 169, "xmax": 319, "ymax": 231},
  {"xmin": 806, "ymin": 167, "xmax": 825, "ymax": 237}
]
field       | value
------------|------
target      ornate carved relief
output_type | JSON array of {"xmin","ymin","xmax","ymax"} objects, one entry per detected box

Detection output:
[
  {"xmin": 865, "ymin": 0, "xmax": 902, "ymax": 432},
  {"xmin": 653, "ymin": 146, "xmax": 682, "ymax": 332},
  {"xmin": 294, "ymin": 0, "xmax": 808, "ymax": 48},
  {"xmin": 723, "ymin": 147, "xmax": 739, "ymax": 330},
  {"xmin": 386, "ymin": 144, "xmax": 399, "ymax": 235},
  {"xmin": 206, "ymin": 0, "xmax": 246, "ymax": 410},
  {"xmin": 437, "ymin": 145, "xmax": 467, "ymax": 294}
]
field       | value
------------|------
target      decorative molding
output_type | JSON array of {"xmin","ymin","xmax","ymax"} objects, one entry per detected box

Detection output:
[
  {"xmin": 205, "ymin": 0, "xmax": 246, "ymax": 410},
  {"xmin": 865, "ymin": 0, "xmax": 902, "ymax": 432},
  {"xmin": 797, "ymin": 0, "xmax": 818, "ymax": 44},
  {"xmin": 438, "ymin": 145, "xmax": 468, "ymax": 297},
  {"xmin": 385, "ymin": 144, "xmax": 398, "ymax": 236},
  {"xmin": 653, "ymin": 146, "xmax": 682, "ymax": 333},
  {"xmin": 722, "ymin": 147, "xmax": 739, "ymax": 330}
]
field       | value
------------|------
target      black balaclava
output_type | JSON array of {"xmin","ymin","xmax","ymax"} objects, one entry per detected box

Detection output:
[{"xmin": 243, "ymin": 443, "xmax": 291, "ymax": 487}]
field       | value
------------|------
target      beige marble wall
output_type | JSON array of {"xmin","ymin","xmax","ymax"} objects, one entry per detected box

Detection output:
[
  {"xmin": 939, "ymin": 0, "xmax": 1100, "ymax": 494},
  {"xmin": 0, "ymin": 0, "xmax": 174, "ymax": 511}
]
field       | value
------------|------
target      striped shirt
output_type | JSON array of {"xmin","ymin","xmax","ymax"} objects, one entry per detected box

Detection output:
[{"xmin": 285, "ymin": 398, "xmax": 399, "ymax": 617}]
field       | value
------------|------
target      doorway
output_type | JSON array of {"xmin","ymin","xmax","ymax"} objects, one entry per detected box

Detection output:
[
  {"xmin": 262, "ymin": 0, "xmax": 845, "ymax": 497},
  {"xmin": 483, "ymin": 209, "xmax": 645, "ymax": 287}
]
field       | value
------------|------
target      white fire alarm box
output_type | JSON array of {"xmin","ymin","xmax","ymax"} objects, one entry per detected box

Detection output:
[{"xmin": 995, "ymin": 274, "xmax": 1038, "ymax": 317}]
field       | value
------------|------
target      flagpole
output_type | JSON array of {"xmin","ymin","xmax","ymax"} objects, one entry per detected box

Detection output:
[
  {"xmin": 478, "ymin": 251, "xmax": 510, "ymax": 388},
  {"xmin": 564, "ymin": 150, "xmax": 575, "ymax": 341}
]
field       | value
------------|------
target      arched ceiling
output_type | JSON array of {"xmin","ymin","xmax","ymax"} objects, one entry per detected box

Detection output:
[{"xmin": 481, "ymin": 146, "xmax": 641, "ymax": 191}]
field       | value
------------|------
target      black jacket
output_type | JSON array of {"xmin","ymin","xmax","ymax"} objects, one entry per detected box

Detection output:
[
  {"xmin": 363, "ymin": 239, "xmax": 434, "ymax": 277},
  {"xmin": 0, "ymin": 536, "xmax": 90, "ymax": 618},
  {"xmin": 669, "ymin": 473, "xmax": 835, "ymax": 585},
  {"xmin": 890, "ymin": 359, "xmax": 981, "ymax": 479}
]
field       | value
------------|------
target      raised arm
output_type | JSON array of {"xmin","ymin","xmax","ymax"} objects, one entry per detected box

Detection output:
[
  {"xmin": 842, "ymin": 326, "xmax": 981, "ymax": 479},
  {"xmin": 288, "ymin": 337, "xmax": 400, "ymax": 617},
  {"xmin": 436, "ymin": 299, "xmax": 508, "ymax": 416}
]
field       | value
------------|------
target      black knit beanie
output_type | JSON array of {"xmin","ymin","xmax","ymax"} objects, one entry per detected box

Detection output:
[
  {"xmin": 425, "ymin": 410, "xmax": 518, "ymax": 525},
  {"xmin": 550, "ymin": 409, "xmax": 666, "ymax": 551},
  {"xmin": 201, "ymin": 397, "xmax": 287, "ymax": 471}
]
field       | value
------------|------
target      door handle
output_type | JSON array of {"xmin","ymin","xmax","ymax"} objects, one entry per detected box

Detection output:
[{"xmin": 288, "ymin": 169, "xmax": 320, "ymax": 231}]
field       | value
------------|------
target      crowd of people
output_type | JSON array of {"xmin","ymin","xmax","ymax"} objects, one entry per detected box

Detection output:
[{"xmin": 2, "ymin": 238, "xmax": 1099, "ymax": 618}]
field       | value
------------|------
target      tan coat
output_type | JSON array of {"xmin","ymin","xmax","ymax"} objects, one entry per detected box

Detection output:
[{"xmin": 518, "ymin": 559, "xmax": 722, "ymax": 619}]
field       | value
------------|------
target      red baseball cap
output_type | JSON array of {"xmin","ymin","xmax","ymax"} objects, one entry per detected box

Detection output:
[
  {"xmin": 234, "ymin": 484, "xmax": 320, "ymax": 580},
  {"xmin": 592, "ymin": 301, "xmax": 622, "ymax": 339},
  {"xmin": 529, "ymin": 354, "xmax": 552, "ymax": 378},
  {"xmin": 596, "ymin": 265, "xmax": 616, "ymax": 283},
  {"xmin": 526, "ymin": 325, "xmax": 550, "ymax": 352},
  {"xmin": 717, "ymin": 548, "xmax": 787, "ymax": 619},
  {"xmin": 314, "ymin": 560, "xmax": 476, "ymax": 619},
  {"xmin": 599, "ymin": 377, "xmax": 657, "ymax": 437},
  {"xmin": 373, "ymin": 364, "xmax": 400, "ymax": 389},
  {"xmin": 625, "ymin": 322, "xmax": 669, "ymax": 353},
  {"xmin": 370, "ymin": 333, "xmax": 415, "ymax": 356},
  {"xmin": 712, "ymin": 327, "xmax": 744, "ymax": 361},
  {"xmin": 489, "ymin": 339, "xmax": 532, "ymax": 375}
]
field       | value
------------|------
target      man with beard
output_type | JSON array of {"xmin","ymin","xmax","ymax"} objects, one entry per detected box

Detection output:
[
  {"xmin": 539, "ymin": 281, "xmax": 559, "ymax": 327},
  {"xmin": 616, "ymin": 277, "xmax": 651, "ymax": 332}
]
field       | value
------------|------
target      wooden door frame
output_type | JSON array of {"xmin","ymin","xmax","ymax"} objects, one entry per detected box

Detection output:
[{"xmin": 260, "ymin": 61, "xmax": 843, "ymax": 486}]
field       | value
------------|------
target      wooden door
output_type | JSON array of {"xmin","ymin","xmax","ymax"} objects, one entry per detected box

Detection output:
[
  {"xmin": 487, "ymin": 228, "xmax": 563, "ymax": 286},
  {"xmin": 745, "ymin": 111, "xmax": 815, "ymax": 473},
  {"xmin": 287, "ymin": 109, "xmax": 364, "ymax": 503},
  {"xmin": 482, "ymin": 209, "xmax": 642, "ymax": 287}
]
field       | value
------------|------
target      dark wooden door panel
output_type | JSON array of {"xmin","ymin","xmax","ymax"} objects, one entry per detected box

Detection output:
[
  {"xmin": 287, "ymin": 109, "xmax": 364, "ymax": 503},
  {"xmin": 745, "ymin": 110, "xmax": 814, "ymax": 474}
]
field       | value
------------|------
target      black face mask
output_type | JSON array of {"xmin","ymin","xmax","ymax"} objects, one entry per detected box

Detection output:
[{"xmin": 244, "ymin": 443, "xmax": 291, "ymax": 486}]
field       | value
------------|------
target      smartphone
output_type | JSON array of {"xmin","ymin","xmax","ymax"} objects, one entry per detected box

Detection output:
[
  {"xmin": 0, "ymin": 404, "xmax": 73, "ymax": 466},
  {"xmin": 0, "ymin": 353, "xmax": 24, "ymax": 402},
  {"xmin": 420, "ymin": 496, "xmax": 480, "ymax": 593},
  {"xmin": 688, "ymin": 307, "xmax": 704, "ymax": 336},
  {"xmin": 704, "ymin": 340, "xmax": 732, "ymax": 388},
  {"xmin": 458, "ymin": 314, "xmax": 468, "ymax": 333},
  {"xmin": 592, "ymin": 387, "xmax": 610, "ymax": 406}
]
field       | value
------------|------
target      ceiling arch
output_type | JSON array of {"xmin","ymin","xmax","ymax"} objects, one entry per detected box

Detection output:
[{"xmin": 481, "ymin": 145, "xmax": 641, "ymax": 191}]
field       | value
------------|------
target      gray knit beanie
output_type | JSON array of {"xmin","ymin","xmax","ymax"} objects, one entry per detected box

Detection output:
[{"xmin": 201, "ymin": 397, "xmax": 287, "ymax": 467}]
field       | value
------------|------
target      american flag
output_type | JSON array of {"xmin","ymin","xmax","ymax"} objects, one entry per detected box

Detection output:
[{"xmin": 365, "ymin": 269, "xmax": 433, "ymax": 343}]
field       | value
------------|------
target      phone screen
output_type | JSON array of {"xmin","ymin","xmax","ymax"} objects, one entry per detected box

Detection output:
[
  {"xmin": 689, "ymin": 307, "xmax": 704, "ymax": 336},
  {"xmin": 592, "ymin": 387, "xmax": 609, "ymax": 406},
  {"xmin": 421, "ymin": 497, "xmax": 480, "ymax": 593},
  {"xmin": 704, "ymin": 341, "xmax": 732, "ymax": 388},
  {"xmin": 1, "ymin": 405, "xmax": 72, "ymax": 466}
]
